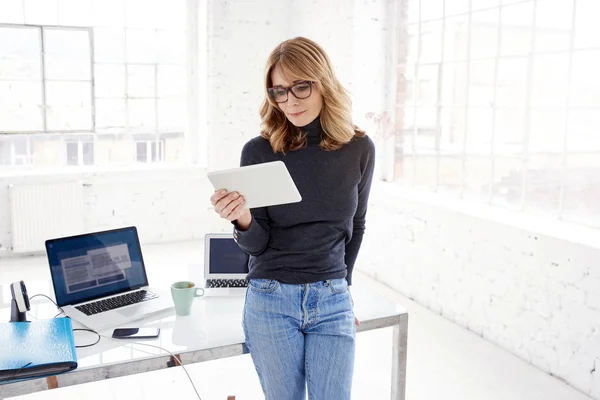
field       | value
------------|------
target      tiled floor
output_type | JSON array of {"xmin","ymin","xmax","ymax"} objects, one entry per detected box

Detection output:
[{"xmin": 0, "ymin": 240, "xmax": 592, "ymax": 400}]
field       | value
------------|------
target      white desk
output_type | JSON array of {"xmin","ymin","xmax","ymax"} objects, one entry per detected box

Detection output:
[{"xmin": 0, "ymin": 282, "xmax": 408, "ymax": 400}]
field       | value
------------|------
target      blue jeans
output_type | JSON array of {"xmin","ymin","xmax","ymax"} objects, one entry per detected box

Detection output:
[{"xmin": 242, "ymin": 278, "xmax": 355, "ymax": 400}]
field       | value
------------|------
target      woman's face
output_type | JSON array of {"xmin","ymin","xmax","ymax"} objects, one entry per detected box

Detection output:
[{"xmin": 270, "ymin": 64, "xmax": 323, "ymax": 128}]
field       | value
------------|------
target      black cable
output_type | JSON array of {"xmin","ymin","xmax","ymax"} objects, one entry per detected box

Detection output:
[
  {"xmin": 27, "ymin": 294, "xmax": 100, "ymax": 348},
  {"xmin": 73, "ymin": 328, "xmax": 101, "ymax": 348}
]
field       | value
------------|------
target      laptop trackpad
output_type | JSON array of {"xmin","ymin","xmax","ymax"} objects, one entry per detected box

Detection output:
[{"xmin": 118, "ymin": 306, "xmax": 144, "ymax": 317}]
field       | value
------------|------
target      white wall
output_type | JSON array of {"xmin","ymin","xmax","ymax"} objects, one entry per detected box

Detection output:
[{"xmin": 358, "ymin": 183, "xmax": 600, "ymax": 399}]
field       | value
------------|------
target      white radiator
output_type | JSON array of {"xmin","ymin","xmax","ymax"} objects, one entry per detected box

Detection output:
[{"xmin": 8, "ymin": 183, "xmax": 85, "ymax": 253}]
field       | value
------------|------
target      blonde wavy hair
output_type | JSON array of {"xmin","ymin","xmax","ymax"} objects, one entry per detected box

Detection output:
[{"xmin": 260, "ymin": 37, "xmax": 365, "ymax": 153}]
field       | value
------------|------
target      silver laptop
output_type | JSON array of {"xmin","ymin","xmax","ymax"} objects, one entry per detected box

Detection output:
[
  {"xmin": 203, "ymin": 233, "xmax": 249, "ymax": 296},
  {"xmin": 46, "ymin": 226, "xmax": 173, "ymax": 332}
]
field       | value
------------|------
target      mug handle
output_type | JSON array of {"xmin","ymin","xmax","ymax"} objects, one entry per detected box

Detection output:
[{"xmin": 194, "ymin": 287, "xmax": 205, "ymax": 297}]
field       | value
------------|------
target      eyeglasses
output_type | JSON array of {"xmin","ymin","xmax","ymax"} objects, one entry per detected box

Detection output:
[{"xmin": 267, "ymin": 81, "xmax": 314, "ymax": 103}]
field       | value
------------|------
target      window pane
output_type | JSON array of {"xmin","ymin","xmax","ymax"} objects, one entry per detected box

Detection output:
[
  {"xmin": 0, "ymin": 27, "xmax": 42, "ymax": 80},
  {"xmin": 420, "ymin": 0, "xmax": 443, "ymax": 21},
  {"xmin": 155, "ymin": 0, "xmax": 185, "ymax": 29},
  {"xmin": 406, "ymin": 26, "xmax": 419, "ymax": 64},
  {"xmin": 128, "ymin": 99, "xmax": 156, "ymax": 132},
  {"xmin": 94, "ymin": 64, "xmax": 126, "ymax": 98},
  {"xmin": 470, "ymin": 9, "xmax": 499, "ymax": 59},
  {"xmin": 157, "ymin": 65, "xmax": 185, "ymax": 97},
  {"xmin": 492, "ymin": 156, "xmax": 523, "ymax": 210},
  {"xmin": 563, "ymin": 152, "xmax": 600, "ymax": 228},
  {"xmin": 0, "ymin": 0, "xmax": 25, "ymax": 24},
  {"xmin": 535, "ymin": 0, "xmax": 573, "ymax": 53},
  {"xmin": 157, "ymin": 30, "xmax": 185, "ymax": 64},
  {"xmin": 445, "ymin": 0, "xmax": 469, "ymax": 16},
  {"xmin": 420, "ymin": 21, "xmax": 443, "ymax": 64},
  {"xmin": 92, "ymin": 0, "xmax": 125, "ymax": 27},
  {"xmin": 500, "ymin": 3, "xmax": 534, "ymax": 56},
  {"xmin": 574, "ymin": 0, "xmax": 600, "ymax": 49},
  {"xmin": 158, "ymin": 98, "xmax": 185, "ymax": 132},
  {"xmin": 95, "ymin": 99, "xmax": 126, "ymax": 132},
  {"xmin": 529, "ymin": 109, "xmax": 565, "ymax": 152},
  {"xmin": 443, "ymin": 15, "xmax": 468, "ymax": 62},
  {"xmin": 31, "ymin": 133, "xmax": 61, "ymax": 166},
  {"xmin": 413, "ymin": 156, "xmax": 437, "ymax": 189},
  {"xmin": 439, "ymin": 106, "xmax": 465, "ymax": 153},
  {"xmin": 441, "ymin": 62, "xmax": 467, "ymax": 106},
  {"xmin": 496, "ymin": 57, "xmax": 528, "ymax": 107},
  {"xmin": 82, "ymin": 142, "xmax": 94, "ymax": 165},
  {"xmin": 66, "ymin": 142, "xmax": 79, "ymax": 165},
  {"xmin": 23, "ymin": 0, "xmax": 58, "ymax": 25},
  {"xmin": 407, "ymin": 1, "xmax": 419, "ymax": 24},
  {"xmin": 151, "ymin": 141, "xmax": 157, "ymax": 161},
  {"xmin": 126, "ymin": 29, "xmax": 157, "ymax": 64},
  {"xmin": 472, "ymin": 0, "xmax": 499, "ymax": 11},
  {"xmin": 126, "ymin": 0, "xmax": 158, "ymax": 28},
  {"xmin": 567, "ymin": 109, "xmax": 600, "ymax": 151},
  {"xmin": 438, "ymin": 156, "xmax": 462, "ymax": 195},
  {"xmin": 494, "ymin": 108, "xmax": 525, "ymax": 154},
  {"xmin": 531, "ymin": 53, "xmax": 569, "ymax": 107},
  {"xmin": 415, "ymin": 65, "xmax": 439, "ymax": 105},
  {"xmin": 524, "ymin": 154, "xmax": 561, "ymax": 216},
  {"xmin": 466, "ymin": 107, "xmax": 493, "ymax": 150},
  {"xmin": 127, "ymin": 65, "xmax": 156, "ymax": 97},
  {"xmin": 58, "ymin": 0, "xmax": 92, "ymax": 27},
  {"xmin": 469, "ymin": 59, "xmax": 495, "ymax": 107},
  {"xmin": 464, "ymin": 156, "xmax": 492, "ymax": 200},
  {"xmin": 44, "ymin": 29, "xmax": 91, "ymax": 81},
  {"xmin": 46, "ymin": 82, "xmax": 93, "ymax": 130},
  {"xmin": 94, "ymin": 28, "xmax": 126, "ymax": 63},
  {"xmin": 136, "ymin": 141, "xmax": 147, "ymax": 162},
  {"xmin": 571, "ymin": 50, "xmax": 600, "ymax": 106},
  {"xmin": 0, "ymin": 82, "xmax": 43, "ymax": 131}
]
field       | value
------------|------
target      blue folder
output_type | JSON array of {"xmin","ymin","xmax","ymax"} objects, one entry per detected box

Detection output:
[{"xmin": 0, "ymin": 318, "xmax": 77, "ymax": 383}]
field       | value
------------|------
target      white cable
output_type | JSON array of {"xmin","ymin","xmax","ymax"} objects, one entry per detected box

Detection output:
[{"xmin": 99, "ymin": 334, "xmax": 202, "ymax": 400}]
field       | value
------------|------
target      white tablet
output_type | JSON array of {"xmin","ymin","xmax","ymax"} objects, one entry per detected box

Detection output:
[{"xmin": 207, "ymin": 161, "xmax": 302, "ymax": 209}]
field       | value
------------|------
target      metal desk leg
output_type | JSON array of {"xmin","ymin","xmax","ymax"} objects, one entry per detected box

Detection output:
[{"xmin": 391, "ymin": 314, "xmax": 408, "ymax": 400}]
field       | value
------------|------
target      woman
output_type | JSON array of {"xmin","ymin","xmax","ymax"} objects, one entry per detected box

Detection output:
[{"xmin": 210, "ymin": 37, "xmax": 375, "ymax": 400}]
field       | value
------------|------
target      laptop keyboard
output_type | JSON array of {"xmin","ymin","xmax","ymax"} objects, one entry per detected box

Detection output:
[
  {"xmin": 206, "ymin": 279, "xmax": 248, "ymax": 288},
  {"xmin": 75, "ymin": 290, "xmax": 158, "ymax": 316}
]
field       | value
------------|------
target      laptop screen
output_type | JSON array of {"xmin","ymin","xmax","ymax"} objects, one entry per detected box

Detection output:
[
  {"xmin": 46, "ymin": 227, "xmax": 148, "ymax": 307},
  {"xmin": 209, "ymin": 237, "xmax": 249, "ymax": 274}
]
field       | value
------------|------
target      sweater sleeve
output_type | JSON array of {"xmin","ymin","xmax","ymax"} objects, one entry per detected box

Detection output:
[
  {"xmin": 344, "ymin": 136, "xmax": 376, "ymax": 285},
  {"xmin": 232, "ymin": 140, "xmax": 271, "ymax": 256}
]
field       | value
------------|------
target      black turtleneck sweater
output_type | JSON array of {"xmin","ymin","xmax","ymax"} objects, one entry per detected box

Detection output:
[{"xmin": 233, "ymin": 117, "xmax": 375, "ymax": 285}]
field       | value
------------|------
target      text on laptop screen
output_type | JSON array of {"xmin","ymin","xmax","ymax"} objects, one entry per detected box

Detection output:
[
  {"xmin": 46, "ymin": 228, "xmax": 148, "ymax": 307},
  {"xmin": 209, "ymin": 238, "xmax": 249, "ymax": 274}
]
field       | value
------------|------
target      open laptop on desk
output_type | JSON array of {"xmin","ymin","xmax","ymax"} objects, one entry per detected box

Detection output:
[
  {"xmin": 203, "ymin": 233, "xmax": 249, "ymax": 296},
  {"xmin": 45, "ymin": 226, "xmax": 173, "ymax": 332}
]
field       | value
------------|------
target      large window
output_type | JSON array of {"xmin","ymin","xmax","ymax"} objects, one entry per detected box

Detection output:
[
  {"xmin": 0, "ymin": 0, "xmax": 188, "ymax": 168},
  {"xmin": 395, "ymin": 0, "xmax": 600, "ymax": 228}
]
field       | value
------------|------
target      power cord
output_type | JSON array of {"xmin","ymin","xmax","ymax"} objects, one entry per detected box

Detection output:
[
  {"xmin": 27, "ymin": 294, "xmax": 97, "ymax": 348},
  {"xmin": 72, "ymin": 328, "xmax": 101, "ymax": 348},
  {"xmin": 25, "ymin": 294, "xmax": 202, "ymax": 399},
  {"xmin": 98, "ymin": 333, "xmax": 202, "ymax": 400},
  {"xmin": 29, "ymin": 294, "xmax": 59, "ymax": 307}
]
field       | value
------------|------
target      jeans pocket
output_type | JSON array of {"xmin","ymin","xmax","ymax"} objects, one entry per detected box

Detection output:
[
  {"xmin": 327, "ymin": 278, "xmax": 348, "ymax": 294},
  {"xmin": 248, "ymin": 279, "xmax": 280, "ymax": 293}
]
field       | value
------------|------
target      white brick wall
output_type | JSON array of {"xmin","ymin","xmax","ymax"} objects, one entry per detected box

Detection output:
[{"xmin": 358, "ymin": 183, "xmax": 600, "ymax": 399}]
